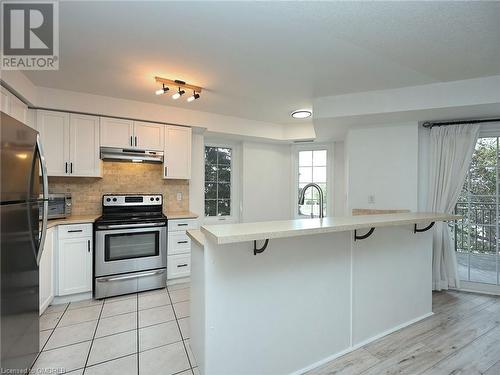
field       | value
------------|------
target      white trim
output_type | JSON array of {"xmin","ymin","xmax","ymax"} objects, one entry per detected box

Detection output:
[
  {"xmin": 291, "ymin": 312, "xmax": 434, "ymax": 375},
  {"xmin": 52, "ymin": 292, "xmax": 93, "ymax": 305},
  {"xmin": 455, "ymin": 281, "xmax": 500, "ymax": 296},
  {"xmin": 291, "ymin": 143, "xmax": 334, "ymax": 219},
  {"xmin": 203, "ymin": 140, "xmax": 241, "ymax": 224}
]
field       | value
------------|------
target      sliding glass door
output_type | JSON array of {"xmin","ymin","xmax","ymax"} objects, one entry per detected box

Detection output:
[{"xmin": 455, "ymin": 137, "xmax": 499, "ymax": 286}]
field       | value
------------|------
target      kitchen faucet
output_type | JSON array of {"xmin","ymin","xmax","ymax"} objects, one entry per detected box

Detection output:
[{"xmin": 298, "ymin": 183, "xmax": 324, "ymax": 219}]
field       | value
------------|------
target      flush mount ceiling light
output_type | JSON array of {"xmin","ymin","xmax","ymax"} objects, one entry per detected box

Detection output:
[
  {"xmin": 154, "ymin": 76, "xmax": 202, "ymax": 103},
  {"xmin": 291, "ymin": 109, "xmax": 312, "ymax": 119},
  {"xmin": 187, "ymin": 91, "xmax": 200, "ymax": 102}
]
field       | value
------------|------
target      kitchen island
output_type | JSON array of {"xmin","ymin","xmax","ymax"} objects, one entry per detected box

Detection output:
[{"xmin": 187, "ymin": 212, "xmax": 460, "ymax": 375}]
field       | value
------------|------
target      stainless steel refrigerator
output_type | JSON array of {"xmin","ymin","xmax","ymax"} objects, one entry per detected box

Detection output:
[{"xmin": 0, "ymin": 112, "xmax": 48, "ymax": 373}]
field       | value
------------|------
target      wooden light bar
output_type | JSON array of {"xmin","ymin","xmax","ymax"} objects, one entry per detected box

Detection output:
[{"xmin": 154, "ymin": 76, "xmax": 202, "ymax": 93}]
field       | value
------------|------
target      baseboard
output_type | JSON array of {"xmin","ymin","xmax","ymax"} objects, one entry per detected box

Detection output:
[
  {"xmin": 292, "ymin": 311, "xmax": 434, "ymax": 375},
  {"xmin": 167, "ymin": 277, "xmax": 190, "ymax": 286},
  {"xmin": 39, "ymin": 296, "xmax": 54, "ymax": 315},
  {"xmin": 52, "ymin": 292, "xmax": 93, "ymax": 304}
]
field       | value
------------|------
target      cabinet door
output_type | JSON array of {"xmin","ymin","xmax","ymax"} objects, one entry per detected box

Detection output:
[
  {"xmin": 39, "ymin": 227, "xmax": 54, "ymax": 314},
  {"xmin": 134, "ymin": 121, "xmax": 164, "ymax": 150},
  {"xmin": 9, "ymin": 94, "xmax": 28, "ymax": 124},
  {"xmin": 58, "ymin": 237, "xmax": 92, "ymax": 295},
  {"xmin": 36, "ymin": 110, "xmax": 70, "ymax": 176},
  {"xmin": 164, "ymin": 126, "xmax": 191, "ymax": 179},
  {"xmin": 100, "ymin": 117, "xmax": 134, "ymax": 148},
  {"xmin": 69, "ymin": 114, "xmax": 101, "ymax": 177}
]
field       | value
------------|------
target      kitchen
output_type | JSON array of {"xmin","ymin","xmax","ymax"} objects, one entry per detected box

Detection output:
[{"xmin": 1, "ymin": 2, "xmax": 500, "ymax": 375}]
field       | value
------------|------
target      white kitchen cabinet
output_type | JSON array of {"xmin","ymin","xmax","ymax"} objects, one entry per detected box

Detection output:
[
  {"xmin": 100, "ymin": 118, "xmax": 164, "ymax": 151},
  {"xmin": 36, "ymin": 110, "xmax": 101, "ymax": 177},
  {"xmin": 167, "ymin": 218, "xmax": 198, "ymax": 279},
  {"xmin": 57, "ymin": 224, "xmax": 93, "ymax": 296},
  {"xmin": 1, "ymin": 86, "xmax": 28, "ymax": 124},
  {"xmin": 134, "ymin": 121, "xmax": 164, "ymax": 150},
  {"xmin": 100, "ymin": 117, "xmax": 134, "ymax": 148},
  {"xmin": 69, "ymin": 114, "xmax": 102, "ymax": 176},
  {"xmin": 39, "ymin": 227, "xmax": 54, "ymax": 314},
  {"xmin": 36, "ymin": 110, "xmax": 70, "ymax": 176},
  {"xmin": 164, "ymin": 126, "xmax": 192, "ymax": 179}
]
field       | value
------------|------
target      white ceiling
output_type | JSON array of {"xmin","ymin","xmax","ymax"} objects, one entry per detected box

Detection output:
[{"xmin": 25, "ymin": 1, "xmax": 500, "ymax": 125}]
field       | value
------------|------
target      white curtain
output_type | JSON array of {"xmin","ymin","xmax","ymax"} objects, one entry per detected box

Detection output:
[{"xmin": 427, "ymin": 124, "xmax": 480, "ymax": 291}]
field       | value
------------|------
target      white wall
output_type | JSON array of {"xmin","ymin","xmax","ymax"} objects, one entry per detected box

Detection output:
[
  {"xmin": 345, "ymin": 122, "xmax": 419, "ymax": 213},
  {"xmin": 240, "ymin": 142, "xmax": 292, "ymax": 222},
  {"xmin": 189, "ymin": 132, "xmax": 206, "ymax": 219},
  {"xmin": 333, "ymin": 141, "xmax": 346, "ymax": 216}
]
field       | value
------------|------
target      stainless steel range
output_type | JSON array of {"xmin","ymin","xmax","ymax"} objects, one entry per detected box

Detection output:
[{"xmin": 94, "ymin": 194, "xmax": 167, "ymax": 299}]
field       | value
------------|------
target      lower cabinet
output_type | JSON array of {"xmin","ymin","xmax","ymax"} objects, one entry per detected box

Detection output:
[
  {"xmin": 56, "ymin": 224, "xmax": 93, "ymax": 296},
  {"xmin": 167, "ymin": 219, "xmax": 198, "ymax": 279},
  {"xmin": 39, "ymin": 227, "xmax": 54, "ymax": 314}
]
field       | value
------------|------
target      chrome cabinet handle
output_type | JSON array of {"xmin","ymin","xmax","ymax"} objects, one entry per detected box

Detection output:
[
  {"xmin": 67, "ymin": 229, "xmax": 83, "ymax": 233},
  {"xmin": 98, "ymin": 269, "xmax": 165, "ymax": 282},
  {"xmin": 177, "ymin": 241, "xmax": 188, "ymax": 244},
  {"xmin": 135, "ymin": 136, "xmax": 137, "ymax": 146},
  {"xmin": 87, "ymin": 240, "xmax": 90, "ymax": 252},
  {"xmin": 70, "ymin": 162, "xmax": 73, "ymax": 174},
  {"xmin": 65, "ymin": 162, "xmax": 68, "ymax": 173},
  {"xmin": 177, "ymin": 264, "xmax": 188, "ymax": 268},
  {"xmin": 177, "ymin": 223, "xmax": 188, "ymax": 227},
  {"xmin": 130, "ymin": 136, "xmax": 133, "ymax": 146},
  {"xmin": 36, "ymin": 134, "xmax": 49, "ymax": 266}
]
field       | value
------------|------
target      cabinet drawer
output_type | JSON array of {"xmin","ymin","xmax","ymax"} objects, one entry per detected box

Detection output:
[
  {"xmin": 168, "ymin": 219, "xmax": 197, "ymax": 232},
  {"xmin": 167, "ymin": 254, "xmax": 191, "ymax": 279},
  {"xmin": 168, "ymin": 232, "xmax": 191, "ymax": 255},
  {"xmin": 58, "ymin": 223, "xmax": 92, "ymax": 239}
]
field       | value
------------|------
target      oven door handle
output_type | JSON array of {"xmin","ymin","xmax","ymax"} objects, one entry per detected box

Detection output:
[
  {"xmin": 97, "ymin": 269, "xmax": 165, "ymax": 282},
  {"xmin": 97, "ymin": 222, "xmax": 166, "ymax": 230}
]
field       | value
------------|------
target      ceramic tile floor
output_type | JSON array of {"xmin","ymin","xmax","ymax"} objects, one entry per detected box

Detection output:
[{"xmin": 35, "ymin": 282, "xmax": 199, "ymax": 375}]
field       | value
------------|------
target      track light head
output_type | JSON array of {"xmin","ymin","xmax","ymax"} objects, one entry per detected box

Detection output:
[
  {"xmin": 155, "ymin": 84, "xmax": 169, "ymax": 95},
  {"xmin": 172, "ymin": 87, "xmax": 185, "ymax": 100},
  {"xmin": 187, "ymin": 91, "xmax": 200, "ymax": 102}
]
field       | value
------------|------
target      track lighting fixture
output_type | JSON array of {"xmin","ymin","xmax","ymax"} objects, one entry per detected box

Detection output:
[
  {"xmin": 155, "ymin": 84, "xmax": 169, "ymax": 95},
  {"xmin": 154, "ymin": 76, "xmax": 203, "ymax": 102},
  {"xmin": 172, "ymin": 87, "xmax": 185, "ymax": 100},
  {"xmin": 187, "ymin": 91, "xmax": 200, "ymax": 102}
]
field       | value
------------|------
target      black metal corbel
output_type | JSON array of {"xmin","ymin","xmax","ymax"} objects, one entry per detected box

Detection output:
[
  {"xmin": 354, "ymin": 228, "xmax": 375, "ymax": 241},
  {"xmin": 254, "ymin": 239, "xmax": 269, "ymax": 255},
  {"xmin": 414, "ymin": 222, "xmax": 435, "ymax": 233}
]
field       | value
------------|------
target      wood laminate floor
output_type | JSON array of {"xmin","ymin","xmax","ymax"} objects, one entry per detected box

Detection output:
[{"xmin": 307, "ymin": 290, "xmax": 500, "ymax": 375}]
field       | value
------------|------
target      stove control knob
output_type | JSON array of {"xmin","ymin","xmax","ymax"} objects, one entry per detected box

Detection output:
[
  {"xmin": 156, "ymin": 197, "xmax": 160, "ymax": 201},
  {"xmin": 112, "ymin": 198, "xmax": 117, "ymax": 202},
  {"xmin": 106, "ymin": 198, "xmax": 111, "ymax": 202},
  {"xmin": 150, "ymin": 197, "xmax": 154, "ymax": 201}
]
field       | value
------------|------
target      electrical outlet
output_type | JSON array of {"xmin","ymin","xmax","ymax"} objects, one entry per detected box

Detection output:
[
  {"xmin": 176, "ymin": 192, "xmax": 182, "ymax": 201},
  {"xmin": 368, "ymin": 195, "xmax": 375, "ymax": 204}
]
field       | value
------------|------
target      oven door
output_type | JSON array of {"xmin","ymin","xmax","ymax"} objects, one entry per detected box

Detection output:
[{"xmin": 95, "ymin": 224, "xmax": 167, "ymax": 277}]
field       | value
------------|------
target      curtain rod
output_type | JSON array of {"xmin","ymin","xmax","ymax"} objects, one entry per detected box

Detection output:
[{"xmin": 422, "ymin": 118, "xmax": 500, "ymax": 128}]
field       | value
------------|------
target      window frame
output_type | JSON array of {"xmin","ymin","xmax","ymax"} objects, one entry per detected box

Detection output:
[
  {"xmin": 291, "ymin": 143, "xmax": 334, "ymax": 219},
  {"xmin": 203, "ymin": 141, "xmax": 240, "ymax": 224}
]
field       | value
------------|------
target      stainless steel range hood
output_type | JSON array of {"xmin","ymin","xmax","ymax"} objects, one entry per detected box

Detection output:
[{"xmin": 100, "ymin": 147, "xmax": 164, "ymax": 163}]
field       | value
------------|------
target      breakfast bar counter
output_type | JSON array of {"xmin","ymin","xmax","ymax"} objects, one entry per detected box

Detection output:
[{"xmin": 187, "ymin": 212, "xmax": 460, "ymax": 375}]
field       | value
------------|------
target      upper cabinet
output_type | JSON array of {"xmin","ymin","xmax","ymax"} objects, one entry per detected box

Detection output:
[
  {"xmin": 164, "ymin": 125, "xmax": 192, "ymax": 179},
  {"xmin": 37, "ymin": 110, "xmax": 102, "ymax": 177},
  {"xmin": 134, "ymin": 121, "xmax": 164, "ymax": 150},
  {"xmin": 100, "ymin": 118, "xmax": 164, "ymax": 151},
  {"xmin": 1, "ymin": 86, "xmax": 28, "ymax": 124},
  {"xmin": 100, "ymin": 117, "xmax": 134, "ymax": 148}
]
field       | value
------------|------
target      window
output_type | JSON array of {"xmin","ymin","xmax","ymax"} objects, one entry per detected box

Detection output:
[
  {"xmin": 205, "ymin": 146, "xmax": 232, "ymax": 217},
  {"xmin": 455, "ymin": 137, "xmax": 499, "ymax": 286},
  {"xmin": 297, "ymin": 148, "xmax": 328, "ymax": 217}
]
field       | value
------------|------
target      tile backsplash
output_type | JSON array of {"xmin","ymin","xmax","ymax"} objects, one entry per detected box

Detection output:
[{"xmin": 49, "ymin": 161, "xmax": 189, "ymax": 216}]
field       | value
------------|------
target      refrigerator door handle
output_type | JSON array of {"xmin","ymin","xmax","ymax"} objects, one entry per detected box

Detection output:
[{"xmin": 36, "ymin": 134, "xmax": 49, "ymax": 266}]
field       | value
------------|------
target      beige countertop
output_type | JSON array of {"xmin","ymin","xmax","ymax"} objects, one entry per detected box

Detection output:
[
  {"xmin": 166, "ymin": 211, "xmax": 199, "ymax": 220},
  {"xmin": 201, "ymin": 212, "xmax": 461, "ymax": 245},
  {"xmin": 46, "ymin": 215, "xmax": 100, "ymax": 229},
  {"xmin": 187, "ymin": 229, "xmax": 205, "ymax": 247}
]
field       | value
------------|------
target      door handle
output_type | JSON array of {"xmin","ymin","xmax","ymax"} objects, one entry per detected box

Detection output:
[
  {"xmin": 36, "ymin": 134, "xmax": 49, "ymax": 266},
  {"xmin": 87, "ymin": 239, "xmax": 91, "ymax": 252},
  {"xmin": 97, "ymin": 269, "xmax": 165, "ymax": 282}
]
